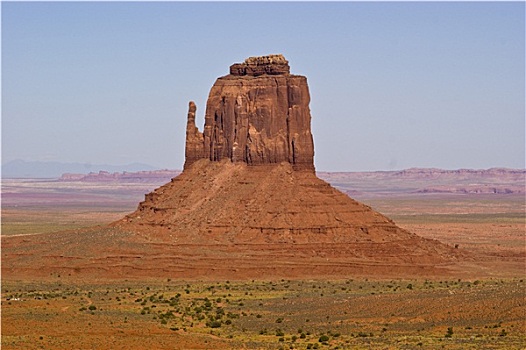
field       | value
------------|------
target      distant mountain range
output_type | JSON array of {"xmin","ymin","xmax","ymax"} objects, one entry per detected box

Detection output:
[
  {"xmin": 3, "ymin": 160, "xmax": 525, "ymax": 196},
  {"xmin": 51, "ymin": 166, "xmax": 524, "ymax": 195},
  {"xmin": 2, "ymin": 160, "xmax": 524, "ymax": 196},
  {"xmin": 58, "ymin": 169, "xmax": 181, "ymax": 183},
  {"xmin": 318, "ymin": 168, "xmax": 525, "ymax": 195},
  {"xmin": 1, "ymin": 159, "xmax": 158, "ymax": 178}
]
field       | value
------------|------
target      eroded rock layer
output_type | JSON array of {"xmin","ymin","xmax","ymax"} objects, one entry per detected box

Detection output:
[
  {"xmin": 185, "ymin": 54, "xmax": 314, "ymax": 171},
  {"xmin": 115, "ymin": 159, "xmax": 458, "ymax": 267}
]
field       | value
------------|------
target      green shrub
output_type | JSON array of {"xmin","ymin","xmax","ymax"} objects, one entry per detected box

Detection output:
[
  {"xmin": 445, "ymin": 327, "xmax": 453, "ymax": 338},
  {"xmin": 318, "ymin": 335, "xmax": 330, "ymax": 342},
  {"xmin": 208, "ymin": 320, "xmax": 221, "ymax": 328}
]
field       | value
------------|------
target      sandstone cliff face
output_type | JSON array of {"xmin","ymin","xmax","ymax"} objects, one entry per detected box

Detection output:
[{"xmin": 185, "ymin": 55, "xmax": 314, "ymax": 171}]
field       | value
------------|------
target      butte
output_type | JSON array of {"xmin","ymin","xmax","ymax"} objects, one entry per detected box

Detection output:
[{"xmin": 2, "ymin": 55, "xmax": 462, "ymax": 280}]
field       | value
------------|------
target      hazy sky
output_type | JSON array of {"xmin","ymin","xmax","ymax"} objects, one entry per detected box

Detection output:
[{"xmin": 2, "ymin": 2, "xmax": 524, "ymax": 171}]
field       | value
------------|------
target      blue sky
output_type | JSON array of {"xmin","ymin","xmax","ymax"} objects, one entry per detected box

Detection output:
[{"xmin": 2, "ymin": 2, "xmax": 524, "ymax": 171}]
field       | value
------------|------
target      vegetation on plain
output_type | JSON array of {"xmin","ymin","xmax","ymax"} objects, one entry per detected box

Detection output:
[{"xmin": 2, "ymin": 278, "xmax": 525, "ymax": 349}]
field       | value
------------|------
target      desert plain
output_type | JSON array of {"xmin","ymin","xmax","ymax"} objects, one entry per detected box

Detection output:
[{"xmin": 1, "ymin": 168, "xmax": 525, "ymax": 349}]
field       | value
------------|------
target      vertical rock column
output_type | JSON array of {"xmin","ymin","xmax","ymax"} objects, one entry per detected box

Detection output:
[{"xmin": 184, "ymin": 101, "xmax": 204, "ymax": 168}]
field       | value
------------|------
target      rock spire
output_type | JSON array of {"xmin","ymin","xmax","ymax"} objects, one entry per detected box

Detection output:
[{"xmin": 184, "ymin": 54, "xmax": 315, "ymax": 171}]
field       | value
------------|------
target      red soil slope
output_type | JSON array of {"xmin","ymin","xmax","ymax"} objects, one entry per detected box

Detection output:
[{"xmin": 2, "ymin": 160, "xmax": 466, "ymax": 281}]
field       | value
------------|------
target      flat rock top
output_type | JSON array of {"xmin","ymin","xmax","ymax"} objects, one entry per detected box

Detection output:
[
  {"xmin": 230, "ymin": 54, "xmax": 290, "ymax": 76},
  {"xmin": 244, "ymin": 54, "xmax": 288, "ymax": 65}
]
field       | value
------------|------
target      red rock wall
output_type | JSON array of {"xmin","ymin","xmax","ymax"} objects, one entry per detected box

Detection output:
[{"xmin": 184, "ymin": 55, "xmax": 315, "ymax": 171}]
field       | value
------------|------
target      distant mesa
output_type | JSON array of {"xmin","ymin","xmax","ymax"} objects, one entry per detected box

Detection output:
[
  {"xmin": 59, "ymin": 170, "xmax": 181, "ymax": 183},
  {"xmin": 1, "ymin": 159, "xmax": 157, "ymax": 178}
]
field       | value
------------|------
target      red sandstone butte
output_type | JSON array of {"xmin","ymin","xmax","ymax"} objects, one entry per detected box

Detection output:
[
  {"xmin": 185, "ymin": 54, "xmax": 314, "ymax": 171},
  {"xmin": 1, "ymin": 55, "xmax": 466, "ymax": 281}
]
